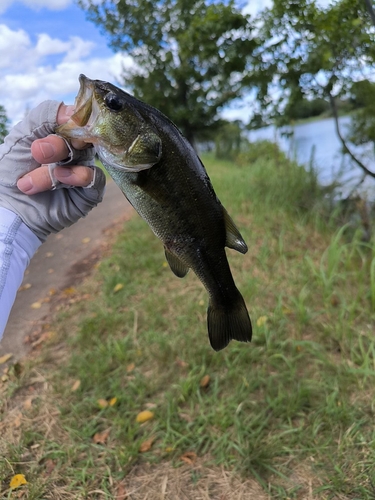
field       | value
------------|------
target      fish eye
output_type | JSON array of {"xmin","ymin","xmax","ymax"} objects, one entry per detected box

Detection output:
[{"xmin": 105, "ymin": 92, "xmax": 124, "ymax": 111}]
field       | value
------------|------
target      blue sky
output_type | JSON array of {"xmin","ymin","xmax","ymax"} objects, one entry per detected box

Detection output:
[
  {"xmin": 0, "ymin": 0, "xmax": 270, "ymax": 126},
  {"xmin": 0, "ymin": 0, "xmax": 135, "ymax": 125}
]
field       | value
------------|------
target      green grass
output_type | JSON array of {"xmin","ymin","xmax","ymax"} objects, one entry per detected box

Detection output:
[{"xmin": 1, "ymin": 149, "xmax": 375, "ymax": 499}]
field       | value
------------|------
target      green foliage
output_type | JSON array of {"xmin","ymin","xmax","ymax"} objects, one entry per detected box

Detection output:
[
  {"xmin": 253, "ymin": 0, "xmax": 375, "ymax": 182},
  {"xmin": 254, "ymin": 0, "xmax": 375, "ymax": 122},
  {"xmin": 349, "ymin": 80, "xmax": 375, "ymax": 146},
  {"xmin": 214, "ymin": 120, "xmax": 245, "ymax": 160},
  {"xmin": 284, "ymin": 97, "xmax": 330, "ymax": 122},
  {"xmin": 78, "ymin": 0, "xmax": 255, "ymax": 145},
  {"xmin": 0, "ymin": 105, "xmax": 9, "ymax": 143},
  {"xmin": 235, "ymin": 140, "xmax": 323, "ymax": 214}
]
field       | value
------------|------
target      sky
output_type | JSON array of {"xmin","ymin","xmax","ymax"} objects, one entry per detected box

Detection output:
[{"xmin": 0, "ymin": 0, "xmax": 271, "ymax": 127}]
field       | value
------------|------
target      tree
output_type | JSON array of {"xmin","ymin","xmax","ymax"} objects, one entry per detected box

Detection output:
[
  {"xmin": 349, "ymin": 80, "xmax": 375, "ymax": 150},
  {"xmin": 0, "ymin": 105, "xmax": 8, "ymax": 143},
  {"xmin": 253, "ymin": 0, "xmax": 375, "ymax": 179},
  {"xmin": 78, "ymin": 0, "xmax": 255, "ymax": 146}
]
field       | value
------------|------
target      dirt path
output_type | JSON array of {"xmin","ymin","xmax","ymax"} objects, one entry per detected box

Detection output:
[{"xmin": 0, "ymin": 179, "xmax": 133, "ymax": 360}]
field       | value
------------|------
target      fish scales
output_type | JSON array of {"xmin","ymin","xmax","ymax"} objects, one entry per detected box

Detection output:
[{"xmin": 57, "ymin": 74, "xmax": 252, "ymax": 351}]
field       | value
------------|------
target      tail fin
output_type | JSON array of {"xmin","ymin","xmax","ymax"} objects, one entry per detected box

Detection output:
[{"xmin": 207, "ymin": 293, "xmax": 252, "ymax": 351}]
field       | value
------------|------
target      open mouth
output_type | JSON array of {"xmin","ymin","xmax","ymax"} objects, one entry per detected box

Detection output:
[{"xmin": 69, "ymin": 74, "xmax": 95, "ymax": 127}]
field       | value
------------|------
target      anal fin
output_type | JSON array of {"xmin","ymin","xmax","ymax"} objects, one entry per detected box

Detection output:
[
  {"xmin": 223, "ymin": 208, "xmax": 248, "ymax": 254},
  {"xmin": 164, "ymin": 248, "xmax": 190, "ymax": 278}
]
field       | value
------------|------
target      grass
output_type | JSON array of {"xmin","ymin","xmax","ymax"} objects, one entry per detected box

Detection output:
[{"xmin": 1, "ymin": 146, "xmax": 375, "ymax": 499}]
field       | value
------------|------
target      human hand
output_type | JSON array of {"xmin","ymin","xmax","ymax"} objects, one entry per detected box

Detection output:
[
  {"xmin": 17, "ymin": 104, "xmax": 97, "ymax": 195},
  {"xmin": 0, "ymin": 100, "xmax": 106, "ymax": 241}
]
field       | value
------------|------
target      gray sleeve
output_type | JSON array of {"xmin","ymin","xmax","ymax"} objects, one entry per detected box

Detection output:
[{"xmin": 0, "ymin": 100, "xmax": 106, "ymax": 242}]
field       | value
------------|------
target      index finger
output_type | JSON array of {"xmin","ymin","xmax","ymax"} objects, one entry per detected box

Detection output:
[
  {"xmin": 57, "ymin": 104, "xmax": 75, "ymax": 125},
  {"xmin": 31, "ymin": 135, "xmax": 70, "ymax": 165},
  {"xmin": 56, "ymin": 104, "xmax": 88, "ymax": 150}
]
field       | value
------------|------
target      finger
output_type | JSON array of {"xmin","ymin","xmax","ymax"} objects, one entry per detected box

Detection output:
[
  {"xmin": 56, "ymin": 104, "xmax": 75, "ymax": 125},
  {"xmin": 56, "ymin": 103, "xmax": 88, "ymax": 150},
  {"xmin": 17, "ymin": 165, "xmax": 95, "ymax": 195},
  {"xmin": 31, "ymin": 135, "xmax": 70, "ymax": 165},
  {"xmin": 17, "ymin": 165, "xmax": 53, "ymax": 194},
  {"xmin": 53, "ymin": 165, "xmax": 95, "ymax": 187}
]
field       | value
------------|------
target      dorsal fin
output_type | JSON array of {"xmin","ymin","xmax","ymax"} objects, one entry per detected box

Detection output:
[
  {"xmin": 223, "ymin": 208, "xmax": 248, "ymax": 254},
  {"xmin": 164, "ymin": 248, "xmax": 190, "ymax": 278}
]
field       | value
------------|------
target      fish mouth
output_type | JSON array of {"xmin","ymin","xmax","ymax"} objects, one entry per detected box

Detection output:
[
  {"xmin": 69, "ymin": 74, "xmax": 95, "ymax": 127},
  {"xmin": 56, "ymin": 74, "xmax": 97, "ymax": 140}
]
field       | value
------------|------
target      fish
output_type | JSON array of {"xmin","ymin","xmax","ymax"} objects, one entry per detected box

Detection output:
[{"xmin": 57, "ymin": 74, "xmax": 252, "ymax": 351}]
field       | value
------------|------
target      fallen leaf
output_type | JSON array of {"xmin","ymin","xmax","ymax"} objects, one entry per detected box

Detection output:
[
  {"xmin": 71, "ymin": 380, "xmax": 81, "ymax": 392},
  {"xmin": 44, "ymin": 459, "xmax": 56, "ymax": 475},
  {"xmin": 126, "ymin": 363, "xmax": 135, "ymax": 373},
  {"xmin": 92, "ymin": 428, "xmax": 110, "ymax": 444},
  {"xmin": 10, "ymin": 474, "xmax": 27, "ymax": 489},
  {"xmin": 165, "ymin": 446, "xmax": 174, "ymax": 453},
  {"xmin": 256, "ymin": 315, "xmax": 268, "ymax": 327},
  {"xmin": 114, "ymin": 481, "xmax": 127, "ymax": 500},
  {"xmin": 180, "ymin": 451, "xmax": 197, "ymax": 465},
  {"xmin": 109, "ymin": 397, "xmax": 117, "ymax": 407},
  {"xmin": 31, "ymin": 331, "xmax": 55, "ymax": 348},
  {"xmin": 13, "ymin": 413, "xmax": 22, "ymax": 428},
  {"xmin": 136, "ymin": 410, "xmax": 154, "ymax": 423},
  {"xmin": 175, "ymin": 358, "xmax": 188, "ymax": 369},
  {"xmin": 23, "ymin": 398, "xmax": 33, "ymax": 410},
  {"xmin": 113, "ymin": 283, "xmax": 124, "ymax": 293},
  {"xmin": 97, "ymin": 398, "xmax": 109, "ymax": 409},
  {"xmin": 30, "ymin": 302, "xmax": 42, "ymax": 309},
  {"xmin": 63, "ymin": 287, "xmax": 76, "ymax": 296},
  {"xmin": 200, "ymin": 375, "xmax": 210, "ymax": 388},
  {"xmin": 18, "ymin": 283, "xmax": 32, "ymax": 291},
  {"xmin": 139, "ymin": 436, "xmax": 155, "ymax": 452},
  {"xmin": 82, "ymin": 237, "xmax": 91, "ymax": 244},
  {"xmin": 0, "ymin": 353, "xmax": 13, "ymax": 364}
]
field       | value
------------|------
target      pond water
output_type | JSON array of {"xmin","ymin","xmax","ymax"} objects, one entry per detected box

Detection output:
[{"xmin": 249, "ymin": 116, "xmax": 375, "ymax": 199}]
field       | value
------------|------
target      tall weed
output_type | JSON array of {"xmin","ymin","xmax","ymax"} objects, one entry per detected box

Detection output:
[{"xmin": 234, "ymin": 140, "xmax": 325, "ymax": 215}]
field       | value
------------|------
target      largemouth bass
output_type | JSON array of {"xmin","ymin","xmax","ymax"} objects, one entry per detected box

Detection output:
[{"xmin": 57, "ymin": 74, "xmax": 252, "ymax": 351}]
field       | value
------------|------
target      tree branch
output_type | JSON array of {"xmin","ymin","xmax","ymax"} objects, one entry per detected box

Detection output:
[
  {"xmin": 364, "ymin": 0, "xmax": 375, "ymax": 27},
  {"xmin": 328, "ymin": 91, "xmax": 375, "ymax": 179}
]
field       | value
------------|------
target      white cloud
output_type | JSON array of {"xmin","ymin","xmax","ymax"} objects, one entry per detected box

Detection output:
[
  {"xmin": 0, "ymin": 24, "xmax": 134, "ymax": 126},
  {"xmin": 62, "ymin": 37, "xmax": 96, "ymax": 62},
  {"xmin": 35, "ymin": 33, "xmax": 71, "ymax": 56},
  {"xmin": 242, "ymin": 0, "xmax": 272, "ymax": 17},
  {"xmin": 0, "ymin": 25, "xmax": 33, "ymax": 69},
  {"xmin": 0, "ymin": 0, "xmax": 72, "ymax": 14},
  {"xmin": 23, "ymin": 0, "xmax": 72, "ymax": 9}
]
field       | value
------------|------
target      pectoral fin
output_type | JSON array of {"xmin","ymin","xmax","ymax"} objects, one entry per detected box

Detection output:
[
  {"xmin": 223, "ymin": 208, "xmax": 248, "ymax": 254},
  {"xmin": 126, "ymin": 131, "xmax": 162, "ymax": 168},
  {"xmin": 164, "ymin": 248, "xmax": 190, "ymax": 278}
]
